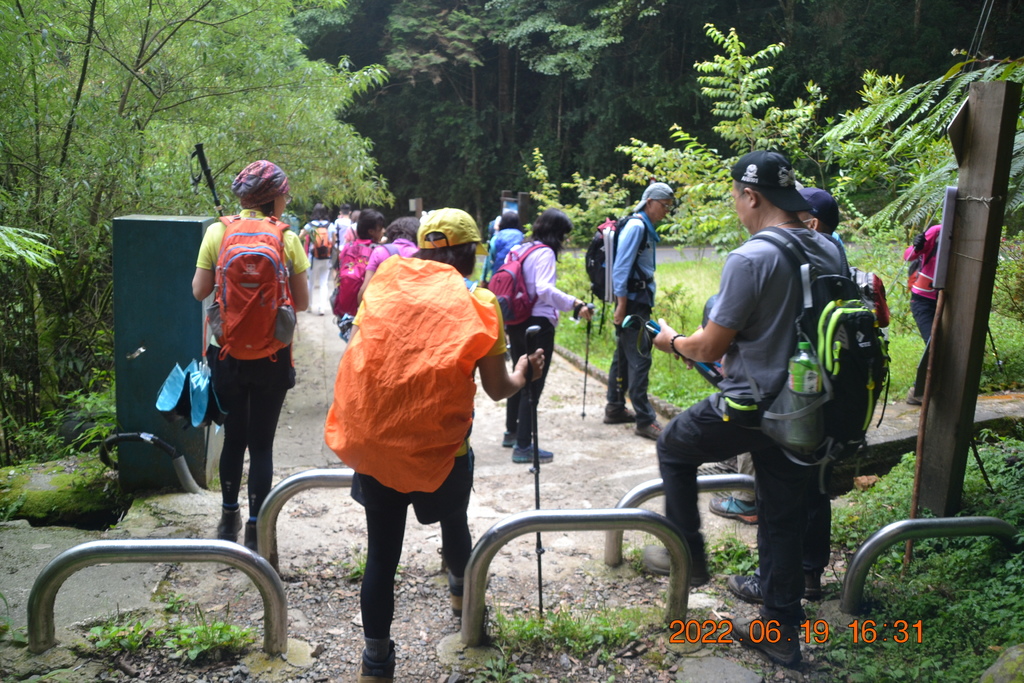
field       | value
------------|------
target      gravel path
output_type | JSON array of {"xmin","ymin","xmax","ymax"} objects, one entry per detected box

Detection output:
[{"xmin": 18, "ymin": 309, "xmax": 846, "ymax": 682}]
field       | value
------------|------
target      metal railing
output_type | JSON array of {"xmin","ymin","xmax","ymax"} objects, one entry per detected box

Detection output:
[
  {"xmin": 257, "ymin": 468, "xmax": 354, "ymax": 570},
  {"xmin": 27, "ymin": 539, "xmax": 288, "ymax": 655},
  {"xmin": 840, "ymin": 516, "xmax": 1018, "ymax": 614},
  {"xmin": 604, "ymin": 474, "xmax": 755, "ymax": 566},
  {"xmin": 461, "ymin": 508, "xmax": 689, "ymax": 647}
]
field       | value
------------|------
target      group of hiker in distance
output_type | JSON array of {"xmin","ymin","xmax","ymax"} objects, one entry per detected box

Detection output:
[{"xmin": 191, "ymin": 148, "xmax": 913, "ymax": 679}]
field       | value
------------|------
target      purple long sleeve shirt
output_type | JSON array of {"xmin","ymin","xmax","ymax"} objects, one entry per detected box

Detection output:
[{"xmin": 505, "ymin": 241, "xmax": 577, "ymax": 325}]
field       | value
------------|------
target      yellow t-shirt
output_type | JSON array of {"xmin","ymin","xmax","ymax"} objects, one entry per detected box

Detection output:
[{"xmin": 196, "ymin": 210, "xmax": 310, "ymax": 274}]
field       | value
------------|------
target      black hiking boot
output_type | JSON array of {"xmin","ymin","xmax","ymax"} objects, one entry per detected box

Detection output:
[{"xmin": 216, "ymin": 508, "xmax": 242, "ymax": 543}]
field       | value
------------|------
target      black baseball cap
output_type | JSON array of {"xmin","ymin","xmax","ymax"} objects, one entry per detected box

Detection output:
[
  {"xmin": 730, "ymin": 151, "xmax": 810, "ymax": 213},
  {"xmin": 798, "ymin": 187, "xmax": 840, "ymax": 232}
]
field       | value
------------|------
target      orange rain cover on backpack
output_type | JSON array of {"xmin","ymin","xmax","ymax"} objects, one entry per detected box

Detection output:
[{"xmin": 324, "ymin": 257, "xmax": 500, "ymax": 493}]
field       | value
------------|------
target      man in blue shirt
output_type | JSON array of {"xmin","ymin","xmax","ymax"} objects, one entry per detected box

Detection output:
[{"xmin": 603, "ymin": 182, "xmax": 674, "ymax": 440}]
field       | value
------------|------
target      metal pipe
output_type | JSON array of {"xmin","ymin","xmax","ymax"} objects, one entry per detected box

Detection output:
[
  {"xmin": 604, "ymin": 475, "xmax": 755, "ymax": 566},
  {"xmin": 462, "ymin": 508, "xmax": 689, "ymax": 647},
  {"xmin": 841, "ymin": 516, "xmax": 1018, "ymax": 615},
  {"xmin": 257, "ymin": 468, "xmax": 354, "ymax": 570},
  {"xmin": 27, "ymin": 539, "xmax": 288, "ymax": 655}
]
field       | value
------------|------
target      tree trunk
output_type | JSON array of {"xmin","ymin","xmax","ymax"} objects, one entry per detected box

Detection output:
[{"xmin": 498, "ymin": 43, "xmax": 511, "ymax": 145}]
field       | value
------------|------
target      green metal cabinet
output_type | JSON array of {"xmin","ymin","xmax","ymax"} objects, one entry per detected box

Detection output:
[{"xmin": 112, "ymin": 215, "xmax": 220, "ymax": 492}]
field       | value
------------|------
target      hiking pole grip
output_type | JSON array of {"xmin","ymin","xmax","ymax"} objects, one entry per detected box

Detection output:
[
  {"xmin": 523, "ymin": 324, "xmax": 545, "ymax": 617},
  {"xmin": 191, "ymin": 143, "xmax": 223, "ymax": 214}
]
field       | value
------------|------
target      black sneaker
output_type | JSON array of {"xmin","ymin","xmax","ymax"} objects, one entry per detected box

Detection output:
[
  {"xmin": 501, "ymin": 431, "xmax": 515, "ymax": 448},
  {"xmin": 804, "ymin": 569, "xmax": 823, "ymax": 601},
  {"xmin": 448, "ymin": 571, "xmax": 464, "ymax": 617},
  {"xmin": 357, "ymin": 641, "xmax": 395, "ymax": 682},
  {"xmin": 603, "ymin": 405, "xmax": 637, "ymax": 424},
  {"xmin": 727, "ymin": 574, "xmax": 763, "ymax": 604},
  {"xmin": 216, "ymin": 509, "xmax": 241, "ymax": 542},
  {"xmin": 728, "ymin": 572, "xmax": 823, "ymax": 603},
  {"xmin": 512, "ymin": 445, "xmax": 553, "ymax": 464},
  {"xmin": 641, "ymin": 545, "xmax": 709, "ymax": 586},
  {"xmin": 734, "ymin": 616, "xmax": 801, "ymax": 667},
  {"xmin": 243, "ymin": 521, "xmax": 258, "ymax": 553}
]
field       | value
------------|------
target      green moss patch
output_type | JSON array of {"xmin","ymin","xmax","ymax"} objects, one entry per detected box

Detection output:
[{"xmin": 0, "ymin": 458, "xmax": 131, "ymax": 529}]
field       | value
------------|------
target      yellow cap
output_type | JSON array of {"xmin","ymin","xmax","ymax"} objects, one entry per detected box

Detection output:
[{"xmin": 417, "ymin": 208, "xmax": 488, "ymax": 255}]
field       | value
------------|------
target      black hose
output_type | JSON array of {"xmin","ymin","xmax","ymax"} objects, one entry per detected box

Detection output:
[{"xmin": 99, "ymin": 432, "xmax": 203, "ymax": 494}]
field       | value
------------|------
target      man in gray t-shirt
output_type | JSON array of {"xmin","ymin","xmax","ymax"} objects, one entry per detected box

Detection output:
[{"xmin": 642, "ymin": 151, "xmax": 845, "ymax": 668}]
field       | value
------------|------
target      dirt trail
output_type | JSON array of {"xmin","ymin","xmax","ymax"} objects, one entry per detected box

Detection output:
[{"xmin": 267, "ymin": 307, "xmax": 752, "ymax": 583}]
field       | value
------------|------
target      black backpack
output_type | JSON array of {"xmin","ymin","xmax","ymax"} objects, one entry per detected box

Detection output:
[
  {"xmin": 584, "ymin": 215, "xmax": 652, "ymax": 303},
  {"xmin": 753, "ymin": 227, "xmax": 890, "ymax": 465}
]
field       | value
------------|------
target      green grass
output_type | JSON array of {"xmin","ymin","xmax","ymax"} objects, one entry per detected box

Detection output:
[
  {"xmin": 818, "ymin": 434, "xmax": 1024, "ymax": 682},
  {"xmin": 491, "ymin": 604, "xmax": 660, "ymax": 660}
]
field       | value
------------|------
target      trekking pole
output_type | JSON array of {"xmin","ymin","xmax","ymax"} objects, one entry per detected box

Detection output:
[
  {"xmin": 190, "ymin": 143, "xmax": 223, "ymax": 214},
  {"xmin": 987, "ymin": 326, "xmax": 1005, "ymax": 375},
  {"xmin": 524, "ymin": 324, "xmax": 546, "ymax": 618},
  {"xmin": 580, "ymin": 303, "xmax": 595, "ymax": 418}
]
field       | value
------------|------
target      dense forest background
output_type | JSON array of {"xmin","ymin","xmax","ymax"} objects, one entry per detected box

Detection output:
[
  {"xmin": 292, "ymin": 0, "xmax": 1024, "ymax": 221},
  {"xmin": 1, "ymin": 0, "xmax": 1021, "ymax": 459}
]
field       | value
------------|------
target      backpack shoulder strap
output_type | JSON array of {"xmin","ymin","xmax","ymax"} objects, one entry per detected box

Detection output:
[
  {"xmin": 750, "ymin": 227, "xmax": 814, "ymax": 313},
  {"xmin": 509, "ymin": 242, "xmax": 547, "ymax": 264}
]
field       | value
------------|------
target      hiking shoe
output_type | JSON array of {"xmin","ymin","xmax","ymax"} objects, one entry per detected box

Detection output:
[
  {"xmin": 243, "ymin": 521, "xmax": 258, "ymax": 553},
  {"xmin": 357, "ymin": 642, "xmax": 396, "ymax": 682},
  {"xmin": 728, "ymin": 572, "xmax": 824, "ymax": 603},
  {"xmin": 906, "ymin": 387, "xmax": 922, "ymax": 406},
  {"xmin": 641, "ymin": 545, "xmax": 709, "ymax": 586},
  {"xmin": 501, "ymin": 431, "xmax": 516, "ymax": 448},
  {"xmin": 727, "ymin": 574, "xmax": 763, "ymax": 604},
  {"xmin": 804, "ymin": 569, "xmax": 823, "ymax": 601},
  {"xmin": 634, "ymin": 422, "xmax": 662, "ymax": 440},
  {"xmin": 216, "ymin": 508, "xmax": 241, "ymax": 543},
  {"xmin": 511, "ymin": 445, "xmax": 553, "ymax": 464},
  {"xmin": 697, "ymin": 459, "xmax": 738, "ymax": 476},
  {"xmin": 734, "ymin": 616, "xmax": 801, "ymax": 667},
  {"xmin": 709, "ymin": 496, "xmax": 758, "ymax": 525},
  {"xmin": 603, "ymin": 405, "xmax": 637, "ymax": 424},
  {"xmin": 448, "ymin": 572, "xmax": 464, "ymax": 617}
]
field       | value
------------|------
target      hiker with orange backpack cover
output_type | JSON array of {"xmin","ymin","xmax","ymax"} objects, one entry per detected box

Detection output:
[
  {"xmin": 192, "ymin": 160, "xmax": 309, "ymax": 552},
  {"xmin": 325, "ymin": 208, "xmax": 544, "ymax": 682}
]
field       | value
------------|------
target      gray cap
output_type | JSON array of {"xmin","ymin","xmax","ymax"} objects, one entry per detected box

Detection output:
[{"xmin": 633, "ymin": 182, "xmax": 674, "ymax": 213}]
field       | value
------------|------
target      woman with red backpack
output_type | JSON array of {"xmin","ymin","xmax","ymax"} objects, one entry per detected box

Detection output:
[
  {"xmin": 191, "ymin": 160, "xmax": 309, "ymax": 551},
  {"xmin": 502, "ymin": 208, "xmax": 593, "ymax": 464}
]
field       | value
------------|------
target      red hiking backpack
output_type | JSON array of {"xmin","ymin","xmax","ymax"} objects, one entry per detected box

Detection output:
[
  {"xmin": 485, "ymin": 243, "xmax": 547, "ymax": 325},
  {"xmin": 332, "ymin": 241, "xmax": 376, "ymax": 316},
  {"xmin": 209, "ymin": 215, "xmax": 295, "ymax": 360}
]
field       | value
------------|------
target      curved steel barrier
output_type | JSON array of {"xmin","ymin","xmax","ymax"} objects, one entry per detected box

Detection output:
[
  {"xmin": 257, "ymin": 468, "xmax": 354, "ymax": 570},
  {"xmin": 840, "ymin": 516, "xmax": 1019, "ymax": 615},
  {"xmin": 462, "ymin": 508, "xmax": 689, "ymax": 647},
  {"xmin": 604, "ymin": 474, "xmax": 756, "ymax": 566},
  {"xmin": 27, "ymin": 539, "xmax": 288, "ymax": 655}
]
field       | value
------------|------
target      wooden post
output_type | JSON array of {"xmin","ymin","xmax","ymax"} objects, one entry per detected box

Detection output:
[{"xmin": 917, "ymin": 81, "xmax": 1021, "ymax": 516}]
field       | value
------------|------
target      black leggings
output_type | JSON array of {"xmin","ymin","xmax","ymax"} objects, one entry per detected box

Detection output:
[
  {"xmin": 505, "ymin": 317, "xmax": 555, "ymax": 447},
  {"xmin": 208, "ymin": 345, "xmax": 293, "ymax": 517},
  {"xmin": 361, "ymin": 502, "xmax": 471, "ymax": 639}
]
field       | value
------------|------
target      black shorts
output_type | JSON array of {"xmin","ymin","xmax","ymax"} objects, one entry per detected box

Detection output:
[
  {"xmin": 206, "ymin": 344, "xmax": 296, "ymax": 395},
  {"xmin": 351, "ymin": 450, "xmax": 474, "ymax": 525}
]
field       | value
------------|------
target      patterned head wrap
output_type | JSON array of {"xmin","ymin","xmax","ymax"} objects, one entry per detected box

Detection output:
[{"xmin": 231, "ymin": 160, "xmax": 290, "ymax": 209}]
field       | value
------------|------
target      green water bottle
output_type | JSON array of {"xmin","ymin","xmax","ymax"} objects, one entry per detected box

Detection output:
[{"xmin": 788, "ymin": 341, "xmax": 821, "ymax": 393}]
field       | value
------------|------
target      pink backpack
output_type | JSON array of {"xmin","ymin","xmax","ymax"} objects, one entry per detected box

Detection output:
[
  {"xmin": 332, "ymin": 241, "xmax": 376, "ymax": 316},
  {"xmin": 485, "ymin": 243, "xmax": 547, "ymax": 325}
]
